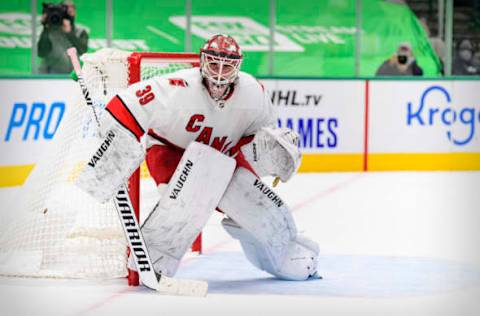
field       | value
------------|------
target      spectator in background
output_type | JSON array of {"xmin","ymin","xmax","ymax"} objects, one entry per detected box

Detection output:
[
  {"xmin": 472, "ymin": 50, "xmax": 480, "ymax": 71},
  {"xmin": 376, "ymin": 43, "xmax": 423, "ymax": 76},
  {"xmin": 38, "ymin": 0, "xmax": 88, "ymax": 74},
  {"xmin": 452, "ymin": 39, "xmax": 479, "ymax": 76}
]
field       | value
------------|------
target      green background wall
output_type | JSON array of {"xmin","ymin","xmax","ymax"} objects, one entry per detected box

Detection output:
[{"xmin": 0, "ymin": 0, "xmax": 441, "ymax": 76}]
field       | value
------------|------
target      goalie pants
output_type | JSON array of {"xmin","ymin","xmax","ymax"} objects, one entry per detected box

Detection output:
[{"xmin": 146, "ymin": 144, "xmax": 256, "ymax": 187}]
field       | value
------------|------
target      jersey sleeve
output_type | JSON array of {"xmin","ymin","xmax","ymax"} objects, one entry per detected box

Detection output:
[
  {"xmin": 105, "ymin": 77, "xmax": 170, "ymax": 140},
  {"xmin": 243, "ymin": 86, "xmax": 277, "ymax": 137}
]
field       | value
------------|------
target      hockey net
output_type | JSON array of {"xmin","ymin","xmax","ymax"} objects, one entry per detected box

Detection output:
[{"xmin": 0, "ymin": 49, "xmax": 200, "ymax": 281}]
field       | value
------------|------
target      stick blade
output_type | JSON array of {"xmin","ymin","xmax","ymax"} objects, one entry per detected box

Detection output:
[{"xmin": 157, "ymin": 276, "xmax": 208, "ymax": 297}]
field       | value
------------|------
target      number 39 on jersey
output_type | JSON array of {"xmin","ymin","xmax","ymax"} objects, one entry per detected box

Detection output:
[{"xmin": 136, "ymin": 85, "xmax": 155, "ymax": 106}]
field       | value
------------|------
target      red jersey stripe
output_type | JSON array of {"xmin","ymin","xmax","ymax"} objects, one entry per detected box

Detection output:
[
  {"xmin": 106, "ymin": 96, "xmax": 145, "ymax": 140},
  {"xmin": 227, "ymin": 135, "xmax": 254, "ymax": 157},
  {"xmin": 147, "ymin": 129, "xmax": 185, "ymax": 151}
]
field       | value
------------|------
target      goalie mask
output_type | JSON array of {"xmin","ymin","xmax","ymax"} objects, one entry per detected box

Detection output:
[{"xmin": 200, "ymin": 34, "xmax": 243, "ymax": 105}]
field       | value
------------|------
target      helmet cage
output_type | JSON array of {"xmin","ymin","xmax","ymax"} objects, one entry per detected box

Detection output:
[{"xmin": 200, "ymin": 50, "xmax": 242, "ymax": 86}]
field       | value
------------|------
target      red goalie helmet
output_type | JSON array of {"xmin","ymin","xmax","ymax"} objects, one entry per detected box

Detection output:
[{"xmin": 200, "ymin": 34, "xmax": 243, "ymax": 86}]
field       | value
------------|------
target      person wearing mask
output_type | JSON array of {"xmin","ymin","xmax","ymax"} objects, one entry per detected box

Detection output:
[
  {"xmin": 452, "ymin": 39, "xmax": 479, "ymax": 75},
  {"xmin": 376, "ymin": 43, "xmax": 423, "ymax": 76}
]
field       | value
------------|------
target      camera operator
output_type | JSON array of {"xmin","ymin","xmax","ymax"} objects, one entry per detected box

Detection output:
[
  {"xmin": 38, "ymin": 1, "xmax": 88, "ymax": 74},
  {"xmin": 375, "ymin": 43, "xmax": 423, "ymax": 76}
]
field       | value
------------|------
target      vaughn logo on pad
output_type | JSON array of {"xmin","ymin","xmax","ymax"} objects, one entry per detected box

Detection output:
[
  {"xmin": 169, "ymin": 159, "xmax": 194, "ymax": 199},
  {"xmin": 254, "ymin": 179, "xmax": 284, "ymax": 208},
  {"xmin": 88, "ymin": 130, "xmax": 116, "ymax": 167}
]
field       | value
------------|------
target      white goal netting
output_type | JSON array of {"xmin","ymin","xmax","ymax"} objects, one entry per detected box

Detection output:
[{"xmin": 0, "ymin": 49, "xmax": 199, "ymax": 280}]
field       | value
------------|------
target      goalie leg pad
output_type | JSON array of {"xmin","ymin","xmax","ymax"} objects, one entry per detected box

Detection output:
[
  {"xmin": 218, "ymin": 168, "xmax": 318, "ymax": 280},
  {"xmin": 141, "ymin": 142, "xmax": 236, "ymax": 276},
  {"xmin": 222, "ymin": 217, "xmax": 319, "ymax": 281},
  {"xmin": 218, "ymin": 168, "xmax": 297, "ymax": 264},
  {"xmin": 279, "ymin": 234, "xmax": 320, "ymax": 280},
  {"xmin": 221, "ymin": 217, "xmax": 274, "ymax": 272}
]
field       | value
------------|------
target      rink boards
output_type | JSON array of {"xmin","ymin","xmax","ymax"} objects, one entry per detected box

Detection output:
[
  {"xmin": 263, "ymin": 79, "xmax": 480, "ymax": 172},
  {"xmin": 1, "ymin": 78, "xmax": 479, "ymax": 186}
]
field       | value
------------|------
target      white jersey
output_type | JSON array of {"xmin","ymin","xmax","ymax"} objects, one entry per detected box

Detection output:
[{"xmin": 106, "ymin": 67, "xmax": 276, "ymax": 155}]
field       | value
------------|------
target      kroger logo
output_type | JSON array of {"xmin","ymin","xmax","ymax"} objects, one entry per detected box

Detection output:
[{"xmin": 407, "ymin": 85, "xmax": 479, "ymax": 146}]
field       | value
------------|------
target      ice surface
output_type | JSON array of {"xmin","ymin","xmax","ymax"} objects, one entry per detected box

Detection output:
[{"xmin": 0, "ymin": 171, "xmax": 479, "ymax": 316}]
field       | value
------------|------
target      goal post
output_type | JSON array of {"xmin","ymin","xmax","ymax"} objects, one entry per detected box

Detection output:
[{"xmin": 0, "ymin": 49, "xmax": 201, "ymax": 284}]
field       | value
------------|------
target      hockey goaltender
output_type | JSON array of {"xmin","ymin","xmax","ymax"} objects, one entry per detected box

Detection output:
[{"xmin": 76, "ymin": 34, "xmax": 320, "ymax": 285}]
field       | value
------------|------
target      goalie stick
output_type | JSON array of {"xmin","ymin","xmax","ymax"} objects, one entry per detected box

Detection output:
[{"xmin": 67, "ymin": 47, "xmax": 208, "ymax": 297}]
